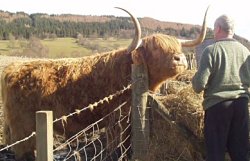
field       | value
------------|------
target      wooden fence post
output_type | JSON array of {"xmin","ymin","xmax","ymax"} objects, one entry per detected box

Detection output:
[
  {"xmin": 131, "ymin": 64, "xmax": 149, "ymax": 160},
  {"xmin": 36, "ymin": 111, "xmax": 53, "ymax": 161}
]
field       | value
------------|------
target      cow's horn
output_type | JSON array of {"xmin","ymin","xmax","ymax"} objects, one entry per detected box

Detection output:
[
  {"xmin": 115, "ymin": 7, "xmax": 141, "ymax": 53},
  {"xmin": 178, "ymin": 6, "xmax": 210, "ymax": 47}
]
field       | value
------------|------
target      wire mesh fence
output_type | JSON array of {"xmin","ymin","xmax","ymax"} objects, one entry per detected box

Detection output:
[{"xmin": 53, "ymin": 101, "xmax": 131, "ymax": 161}]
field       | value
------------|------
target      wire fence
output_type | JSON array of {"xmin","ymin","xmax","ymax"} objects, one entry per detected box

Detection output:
[
  {"xmin": 0, "ymin": 83, "xmax": 133, "ymax": 161},
  {"xmin": 53, "ymin": 101, "xmax": 131, "ymax": 161}
]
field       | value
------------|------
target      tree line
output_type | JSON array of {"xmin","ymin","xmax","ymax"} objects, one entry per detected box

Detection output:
[{"xmin": 0, "ymin": 13, "xmax": 213, "ymax": 40}]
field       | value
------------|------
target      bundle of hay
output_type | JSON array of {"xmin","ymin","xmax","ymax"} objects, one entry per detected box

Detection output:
[{"xmin": 147, "ymin": 70, "xmax": 206, "ymax": 161}]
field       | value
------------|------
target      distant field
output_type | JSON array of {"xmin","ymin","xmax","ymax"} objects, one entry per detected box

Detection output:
[
  {"xmin": 0, "ymin": 37, "xmax": 131, "ymax": 58},
  {"xmin": 0, "ymin": 41, "xmax": 9, "ymax": 55},
  {"xmin": 42, "ymin": 38, "xmax": 91, "ymax": 58}
]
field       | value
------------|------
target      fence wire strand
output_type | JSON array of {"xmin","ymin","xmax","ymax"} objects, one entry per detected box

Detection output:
[{"xmin": 0, "ymin": 132, "xmax": 36, "ymax": 152}]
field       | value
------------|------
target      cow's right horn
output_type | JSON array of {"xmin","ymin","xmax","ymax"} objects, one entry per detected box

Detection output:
[
  {"xmin": 115, "ymin": 7, "xmax": 142, "ymax": 53},
  {"xmin": 178, "ymin": 6, "xmax": 210, "ymax": 47}
]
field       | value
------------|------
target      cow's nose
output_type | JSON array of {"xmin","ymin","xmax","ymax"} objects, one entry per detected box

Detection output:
[{"xmin": 173, "ymin": 54, "xmax": 188, "ymax": 69}]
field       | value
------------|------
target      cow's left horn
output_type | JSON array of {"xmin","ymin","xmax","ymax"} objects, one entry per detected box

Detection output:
[
  {"xmin": 115, "ymin": 7, "xmax": 142, "ymax": 53},
  {"xmin": 178, "ymin": 6, "xmax": 210, "ymax": 47}
]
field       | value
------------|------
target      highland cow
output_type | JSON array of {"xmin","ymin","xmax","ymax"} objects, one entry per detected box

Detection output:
[{"xmin": 1, "ymin": 7, "xmax": 209, "ymax": 160}]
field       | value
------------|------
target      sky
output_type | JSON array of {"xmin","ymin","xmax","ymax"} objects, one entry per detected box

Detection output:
[{"xmin": 1, "ymin": 0, "xmax": 250, "ymax": 40}]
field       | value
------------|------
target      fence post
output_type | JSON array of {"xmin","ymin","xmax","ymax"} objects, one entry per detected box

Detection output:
[
  {"xmin": 131, "ymin": 64, "xmax": 149, "ymax": 160},
  {"xmin": 36, "ymin": 111, "xmax": 53, "ymax": 161}
]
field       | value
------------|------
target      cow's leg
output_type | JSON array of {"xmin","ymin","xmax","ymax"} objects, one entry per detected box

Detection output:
[
  {"xmin": 8, "ymin": 113, "xmax": 36, "ymax": 161},
  {"xmin": 3, "ymin": 122, "xmax": 11, "ymax": 145}
]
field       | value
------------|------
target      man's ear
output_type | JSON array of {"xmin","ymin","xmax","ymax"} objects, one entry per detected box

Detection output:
[{"xmin": 131, "ymin": 47, "xmax": 144, "ymax": 65}]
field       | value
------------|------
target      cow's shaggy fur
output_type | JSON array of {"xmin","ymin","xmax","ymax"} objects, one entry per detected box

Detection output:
[{"xmin": 1, "ymin": 34, "xmax": 187, "ymax": 160}]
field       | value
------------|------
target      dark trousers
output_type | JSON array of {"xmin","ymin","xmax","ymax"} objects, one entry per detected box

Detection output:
[{"xmin": 204, "ymin": 97, "xmax": 249, "ymax": 161}]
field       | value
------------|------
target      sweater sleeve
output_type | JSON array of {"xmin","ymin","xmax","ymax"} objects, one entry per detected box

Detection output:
[{"xmin": 192, "ymin": 47, "xmax": 213, "ymax": 93}]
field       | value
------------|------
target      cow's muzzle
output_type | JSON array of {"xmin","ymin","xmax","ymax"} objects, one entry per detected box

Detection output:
[{"xmin": 173, "ymin": 54, "xmax": 188, "ymax": 69}]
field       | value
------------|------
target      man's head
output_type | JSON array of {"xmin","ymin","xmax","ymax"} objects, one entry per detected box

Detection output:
[{"xmin": 214, "ymin": 15, "xmax": 235, "ymax": 40}]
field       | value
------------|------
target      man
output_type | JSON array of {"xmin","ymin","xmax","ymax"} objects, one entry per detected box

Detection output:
[{"xmin": 192, "ymin": 15, "xmax": 250, "ymax": 161}]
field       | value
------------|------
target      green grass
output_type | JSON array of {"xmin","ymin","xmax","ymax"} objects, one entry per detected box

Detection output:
[
  {"xmin": 93, "ymin": 37, "xmax": 131, "ymax": 49},
  {"xmin": 0, "ymin": 40, "xmax": 10, "ymax": 55},
  {"xmin": 0, "ymin": 37, "xmax": 131, "ymax": 58},
  {"xmin": 42, "ymin": 38, "xmax": 92, "ymax": 58}
]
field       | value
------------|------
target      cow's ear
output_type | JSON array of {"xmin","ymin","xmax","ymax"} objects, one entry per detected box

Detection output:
[{"xmin": 131, "ymin": 47, "xmax": 144, "ymax": 65}]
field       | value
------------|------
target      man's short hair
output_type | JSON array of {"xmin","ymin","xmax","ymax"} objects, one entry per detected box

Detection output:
[{"xmin": 214, "ymin": 15, "xmax": 235, "ymax": 35}]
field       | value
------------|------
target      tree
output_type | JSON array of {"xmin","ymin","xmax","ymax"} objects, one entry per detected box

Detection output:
[
  {"xmin": 180, "ymin": 27, "xmax": 188, "ymax": 37},
  {"xmin": 21, "ymin": 37, "xmax": 49, "ymax": 57}
]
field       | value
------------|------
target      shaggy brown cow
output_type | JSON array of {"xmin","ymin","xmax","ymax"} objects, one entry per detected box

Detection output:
[{"xmin": 1, "ymin": 7, "xmax": 209, "ymax": 161}]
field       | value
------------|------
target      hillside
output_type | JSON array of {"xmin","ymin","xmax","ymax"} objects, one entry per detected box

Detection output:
[
  {"xmin": 0, "ymin": 10, "xmax": 197, "ymax": 29},
  {"xmin": 0, "ymin": 10, "xmax": 249, "ymax": 50},
  {"xmin": 0, "ymin": 10, "xmax": 205, "ymax": 32}
]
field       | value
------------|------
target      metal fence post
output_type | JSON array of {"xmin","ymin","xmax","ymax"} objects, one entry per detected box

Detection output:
[{"xmin": 36, "ymin": 111, "xmax": 53, "ymax": 161}]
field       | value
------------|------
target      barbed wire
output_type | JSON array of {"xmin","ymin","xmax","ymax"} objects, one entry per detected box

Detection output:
[{"xmin": 53, "ymin": 84, "xmax": 132, "ymax": 124}]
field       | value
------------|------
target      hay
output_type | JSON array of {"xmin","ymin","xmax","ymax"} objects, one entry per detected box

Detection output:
[
  {"xmin": 148, "ymin": 70, "xmax": 206, "ymax": 161},
  {"xmin": 175, "ymin": 69, "xmax": 196, "ymax": 82},
  {"xmin": 161, "ymin": 85, "xmax": 204, "ymax": 138}
]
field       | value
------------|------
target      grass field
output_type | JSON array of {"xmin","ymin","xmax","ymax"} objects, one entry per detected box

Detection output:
[
  {"xmin": 0, "ymin": 37, "xmax": 131, "ymax": 58},
  {"xmin": 42, "ymin": 38, "xmax": 91, "ymax": 58}
]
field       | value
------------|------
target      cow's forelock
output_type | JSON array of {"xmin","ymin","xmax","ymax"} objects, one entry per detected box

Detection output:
[{"xmin": 141, "ymin": 34, "xmax": 186, "ymax": 90}]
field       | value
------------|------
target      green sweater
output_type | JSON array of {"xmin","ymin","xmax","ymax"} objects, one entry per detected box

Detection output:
[{"xmin": 192, "ymin": 38, "xmax": 250, "ymax": 110}]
